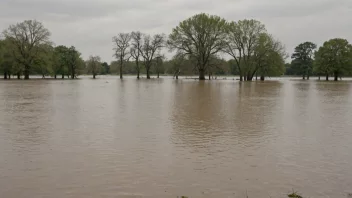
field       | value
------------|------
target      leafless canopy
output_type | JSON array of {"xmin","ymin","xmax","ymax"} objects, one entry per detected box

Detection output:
[
  {"xmin": 139, "ymin": 34, "xmax": 165, "ymax": 79},
  {"xmin": 113, "ymin": 33, "xmax": 131, "ymax": 60},
  {"xmin": 130, "ymin": 31, "xmax": 142, "ymax": 78},
  {"xmin": 113, "ymin": 33, "xmax": 132, "ymax": 78}
]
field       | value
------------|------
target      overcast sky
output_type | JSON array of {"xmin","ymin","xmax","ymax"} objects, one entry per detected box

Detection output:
[{"xmin": 1, "ymin": 0, "xmax": 351, "ymax": 62}]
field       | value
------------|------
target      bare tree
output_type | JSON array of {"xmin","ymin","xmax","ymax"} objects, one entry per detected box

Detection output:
[
  {"xmin": 130, "ymin": 31, "xmax": 142, "ymax": 79},
  {"xmin": 139, "ymin": 34, "xmax": 165, "ymax": 79},
  {"xmin": 113, "ymin": 33, "xmax": 131, "ymax": 79},
  {"xmin": 87, "ymin": 55, "xmax": 101, "ymax": 79},
  {"xmin": 3, "ymin": 20, "xmax": 51, "ymax": 79}
]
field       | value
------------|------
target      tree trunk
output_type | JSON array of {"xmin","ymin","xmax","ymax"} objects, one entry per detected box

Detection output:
[
  {"xmin": 307, "ymin": 75, "xmax": 310, "ymax": 80},
  {"xmin": 318, "ymin": 76, "xmax": 320, "ymax": 80},
  {"xmin": 256, "ymin": 73, "xmax": 258, "ymax": 81},
  {"xmin": 136, "ymin": 60, "xmax": 140, "ymax": 79},
  {"xmin": 302, "ymin": 74, "xmax": 306, "ymax": 80},
  {"xmin": 176, "ymin": 74, "xmax": 178, "ymax": 80},
  {"xmin": 157, "ymin": 72, "xmax": 160, "ymax": 78},
  {"xmin": 199, "ymin": 69, "xmax": 205, "ymax": 80},
  {"xmin": 146, "ymin": 67, "xmax": 151, "ymax": 79},
  {"xmin": 42, "ymin": 74, "xmax": 45, "ymax": 79},
  {"xmin": 247, "ymin": 72, "xmax": 253, "ymax": 81},
  {"xmin": 71, "ymin": 66, "xmax": 75, "ymax": 79},
  {"xmin": 62, "ymin": 74, "xmax": 64, "ymax": 79},
  {"xmin": 54, "ymin": 74, "xmax": 57, "ymax": 79},
  {"xmin": 24, "ymin": 66, "xmax": 29, "ymax": 80},
  {"xmin": 4, "ymin": 72, "xmax": 7, "ymax": 79},
  {"xmin": 120, "ymin": 65, "xmax": 123, "ymax": 79},
  {"xmin": 208, "ymin": 72, "xmax": 211, "ymax": 80},
  {"xmin": 17, "ymin": 72, "xmax": 21, "ymax": 79},
  {"xmin": 334, "ymin": 72, "xmax": 338, "ymax": 81},
  {"xmin": 93, "ymin": 74, "xmax": 96, "ymax": 79},
  {"xmin": 239, "ymin": 75, "xmax": 243, "ymax": 81},
  {"xmin": 8, "ymin": 73, "xmax": 11, "ymax": 79},
  {"xmin": 326, "ymin": 74, "xmax": 329, "ymax": 81},
  {"xmin": 260, "ymin": 75, "xmax": 265, "ymax": 81}
]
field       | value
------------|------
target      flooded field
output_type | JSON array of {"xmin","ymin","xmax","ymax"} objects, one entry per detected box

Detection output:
[{"xmin": 0, "ymin": 77, "xmax": 352, "ymax": 198}]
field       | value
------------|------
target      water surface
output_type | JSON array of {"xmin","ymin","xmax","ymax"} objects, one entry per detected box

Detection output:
[{"xmin": 0, "ymin": 77, "xmax": 352, "ymax": 198}]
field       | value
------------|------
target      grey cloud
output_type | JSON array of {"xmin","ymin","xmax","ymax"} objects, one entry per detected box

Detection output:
[
  {"xmin": 0, "ymin": 0, "xmax": 151, "ymax": 18},
  {"xmin": 241, "ymin": 0, "xmax": 350, "ymax": 18},
  {"xmin": 1, "ymin": 0, "xmax": 351, "ymax": 63}
]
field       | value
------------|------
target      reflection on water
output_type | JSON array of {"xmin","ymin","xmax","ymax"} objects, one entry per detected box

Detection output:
[{"xmin": 0, "ymin": 77, "xmax": 352, "ymax": 198}]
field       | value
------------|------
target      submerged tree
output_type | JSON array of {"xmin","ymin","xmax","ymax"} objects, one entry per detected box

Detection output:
[
  {"xmin": 170, "ymin": 53, "xmax": 185, "ymax": 79},
  {"xmin": 87, "ymin": 55, "xmax": 101, "ymax": 79},
  {"xmin": 253, "ymin": 33, "xmax": 287, "ymax": 80},
  {"xmin": 33, "ymin": 44, "xmax": 53, "ymax": 78},
  {"xmin": 224, "ymin": 19, "xmax": 267, "ymax": 81},
  {"xmin": 113, "ymin": 33, "xmax": 131, "ymax": 79},
  {"xmin": 314, "ymin": 38, "xmax": 352, "ymax": 81},
  {"xmin": 168, "ymin": 13, "xmax": 228, "ymax": 80},
  {"xmin": 0, "ymin": 39, "xmax": 15, "ymax": 79},
  {"xmin": 154, "ymin": 55, "xmax": 164, "ymax": 78},
  {"xmin": 2, "ymin": 20, "xmax": 51, "ymax": 79},
  {"xmin": 139, "ymin": 34, "xmax": 165, "ymax": 79},
  {"xmin": 66, "ymin": 46, "xmax": 82, "ymax": 79},
  {"xmin": 52, "ymin": 45, "xmax": 70, "ymax": 79},
  {"xmin": 291, "ymin": 42, "xmax": 317, "ymax": 80},
  {"xmin": 130, "ymin": 31, "xmax": 142, "ymax": 79}
]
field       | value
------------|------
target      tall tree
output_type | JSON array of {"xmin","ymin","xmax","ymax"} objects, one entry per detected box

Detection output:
[
  {"xmin": 314, "ymin": 38, "xmax": 352, "ymax": 81},
  {"xmin": 52, "ymin": 45, "xmax": 70, "ymax": 79},
  {"xmin": 87, "ymin": 55, "xmax": 101, "ymax": 79},
  {"xmin": 130, "ymin": 31, "xmax": 142, "ymax": 79},
  {"xmin": 139, "ymin": 34, "xmax": 165, "ymax": 79},
  {"xmin": 66, "ymin": 46, "xmax": 81, "ymax": 79},
  {"xmin": 291, "ymin": 42, "xmax": 317, "ymax": 80},
  {"xmin": 0, "ymin": 39, "xmax": 14, "ymax": 79},
  {"xmin": 224, "ymin": 19, "xmax": 266, "ymax": 81},
  {"xmin": 154, "ymin": 55, "xmax": 165, "ymax": 78},
  {"xmin": 33, "ymin": 44, "xmax": 53, "ymax": 78},
  {"xmin": 168, "ymin": 13, "xmax": 227, "ymax": 80},
  {"xmin": 253, "ymin": 33, "xmax": 287, "ymax": 80},
  {"xmin": 206, "ymin": 54, "xmax": 226, "ymax": 79},
  {"xmin": 2, "ymin": 20, "xmax": 51, "ymax": 79},
  {"xmin": 113, "ymin": 33, "xmax": 131, "ymax": 79},
  {"xmin": 170, "ymin": 53, "xmax": 185, "ymax": 79}
]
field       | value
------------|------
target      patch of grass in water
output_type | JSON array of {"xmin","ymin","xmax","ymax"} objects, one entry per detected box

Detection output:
[
  {"xmin": 287, "ymin": 190, "xmax": 303, "ymax": 198},
  {"xmin": 178, "ymin": 191, "xmax": 306, "ymax": 198}
]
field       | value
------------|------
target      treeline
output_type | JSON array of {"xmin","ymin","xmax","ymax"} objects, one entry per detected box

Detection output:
[
  {"xmin": 285, "ymin": 40, "xmax": 352, "ymax": 81},
  {"xmin": 0, "ymin": 20, "xmax": 87, "ymax": 79},
  {"xmin": 109, "ymin": 58, "xmax": 239, "ymax": 77},
  {"xmin": 1, "ymin": 13, "xmax": 351, "ymax": 81}
]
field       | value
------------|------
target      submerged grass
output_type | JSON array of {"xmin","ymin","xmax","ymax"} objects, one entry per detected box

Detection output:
[
  {"xmin": 287, "ymin": 191, "xmax": 303, "ymax": 198},
  {"xmin": 178, "ymin": 191, "xmax": 306, "ymax": 198}
]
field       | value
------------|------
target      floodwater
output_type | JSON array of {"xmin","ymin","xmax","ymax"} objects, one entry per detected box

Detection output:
[{"xmin": 0, "ymin": 76, "xmax": 352, "ymax": 198}]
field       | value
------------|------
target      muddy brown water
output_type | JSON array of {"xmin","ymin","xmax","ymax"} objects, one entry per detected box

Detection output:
[{"xmin": 0, "ymin": 77, "xmax": 352, "ymax": 198}]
